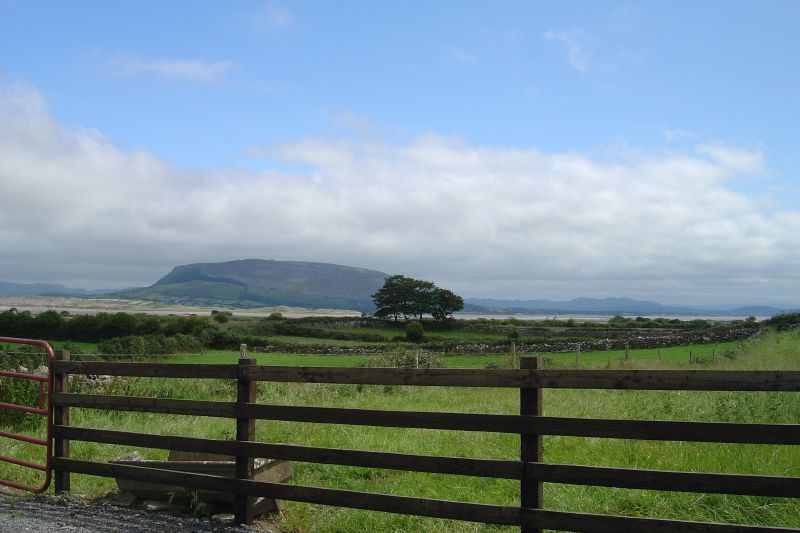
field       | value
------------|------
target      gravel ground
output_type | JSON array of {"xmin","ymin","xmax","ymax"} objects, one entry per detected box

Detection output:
[{"xmin": 0, "ymin": 494, "xmax": 274, "ymax": 533}]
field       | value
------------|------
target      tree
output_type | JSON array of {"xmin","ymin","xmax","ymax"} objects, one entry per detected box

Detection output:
[
  {"xmin": 372, "ymin": 275, "xmax": 463, "ymax": 322},
  {"xmin": 428, "ymin": 288, "xmax": 464, "ymax": 321},
  {"xmin": 410, "ymin": 280, "xmax": 436, "ymax": 320},
  {"xmin": 372, "ymin": 275, "xmax": 418, "ymax": 321}
]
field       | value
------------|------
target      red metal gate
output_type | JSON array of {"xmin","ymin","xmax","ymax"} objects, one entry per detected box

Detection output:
[{"xmin": 0, "ymin": 337, "xmax": 54, "ymax": 493}]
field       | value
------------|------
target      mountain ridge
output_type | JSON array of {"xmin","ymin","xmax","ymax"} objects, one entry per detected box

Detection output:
[
  {"xmin": 464, "ymin": 297, "xmax": 791, "ymax": 317},
  {"xmin": 0, "ymin": 280, "xmax": 113, "ymax": 297},
  {"xmin": 113, "ymin": 259, "xmax": 389, "ymax": 312}
]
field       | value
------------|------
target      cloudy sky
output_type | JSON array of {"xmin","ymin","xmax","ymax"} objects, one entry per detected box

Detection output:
[{"xmin": 1, "ymin": 1, "xmax": 799, "ymax": 306}]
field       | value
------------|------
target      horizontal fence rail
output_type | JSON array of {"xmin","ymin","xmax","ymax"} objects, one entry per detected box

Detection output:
[
  {"xmin": 51, "ymin": 361, "xmax": 800, "ymax": 390},
  {"xmin": 47, "ymin": 356, "xmax": 800, "ymax": 532},
  {"xmin": 52, "ymin": 392, "xmax": 800, "ymax": 444}
]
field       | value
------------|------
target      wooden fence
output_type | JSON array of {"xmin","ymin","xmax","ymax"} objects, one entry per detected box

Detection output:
[{"xmin": 49, "ymin": 351, "xmax": 800, "ymax": 532}]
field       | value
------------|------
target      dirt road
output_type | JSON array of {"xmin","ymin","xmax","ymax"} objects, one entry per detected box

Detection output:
[{"xmin": 0, "ymin": 494, "xmax": 263, "ymax": 533}]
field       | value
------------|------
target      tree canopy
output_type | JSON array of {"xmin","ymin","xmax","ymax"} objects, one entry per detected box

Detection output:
[{"xmin": 371, "ymin": 275, "xmax": 464, "ymax": 321}]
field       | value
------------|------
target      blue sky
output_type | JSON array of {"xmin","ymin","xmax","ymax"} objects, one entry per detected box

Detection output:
[{"xmin": 1, "ymin": 1, "xmax": 799, "ymax": 306}]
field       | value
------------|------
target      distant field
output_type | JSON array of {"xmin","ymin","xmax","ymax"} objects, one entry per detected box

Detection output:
[
  {"xmin": 2, "ymin": 337, "xmax": 747, "ymax": 371},
  {"xmin": 162, "ymin": 340, "xmax": 743, "ymax": 369},
  {"xmin": 264, "ymin": 335, "xmax": 380, "ymax": 347}
]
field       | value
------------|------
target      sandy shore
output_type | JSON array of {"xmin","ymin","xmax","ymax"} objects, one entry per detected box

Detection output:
[{"xmin": 0, "ymin": 295, "xmax": 362, "ymax": 318}]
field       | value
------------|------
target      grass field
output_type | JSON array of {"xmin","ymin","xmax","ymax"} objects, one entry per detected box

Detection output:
[
  {"xmin": 1, "ymin": 328, "xmax": 798, "ymax": 531},
  {"xmin": 162, "ymin": 339, "xmax": 745, "ymax": 369}
]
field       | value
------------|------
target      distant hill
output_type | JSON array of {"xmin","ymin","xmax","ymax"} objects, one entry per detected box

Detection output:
[
  {"xmin": 0, "ymin": 280, "xmax": 111, "ymax": 297},
  {"xmin": 3, "ymin": 269, "xmax": 793, "ymax": 317},
  {"xmin": 113, "ymin": 259, "xmax": 389, "ymax": 312},
  {"xmin": 464, "ymin": 297, "xmax": 789, "ymax": 317}
]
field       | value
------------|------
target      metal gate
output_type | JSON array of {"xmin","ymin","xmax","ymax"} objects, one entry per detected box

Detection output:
[{"xmin": 0, "ymin": 337, "xmax": 54, "ymax": 493}]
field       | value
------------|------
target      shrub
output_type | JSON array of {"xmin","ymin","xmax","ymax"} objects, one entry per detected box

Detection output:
[
  {"xmin": 169, "ymin": 488, "xmax": 216, "ymax": 518},
  {"xmin": 0, "ymin": 377, "xmax": 41, "ymax": 428},
  {"xmin": 0, "ymin": 347, "xmax": 46, "ymax": 429},
  {"xmin": 406, "ymin": 321, "xmax": 424, "ymax": 342},
  {"xmin": 357, "ymin": 349, "xmax": 443, "ymax": 369},
  {"xmin": 97, "ymin": 334, "xmax": 204, "ymax": 356}
]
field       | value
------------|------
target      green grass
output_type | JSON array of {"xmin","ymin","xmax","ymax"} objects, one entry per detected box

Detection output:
[
  {"xmin": 265, "ymin": 335, "xmax": 380, "ymax": 347},
  {"xmin": 49, "ymin": 340, "xmax": 99, "ymax": 352},
  {"xmin": 544, "ymin": 340, "xmax": 744, "ymax": 367},
  {"xmin": 162, "ymin": 340, "xmax": 745, "ymax": 370},
  {"xmin": 1, "ymin": 328, "xmax": 799, "ymax": 531}
]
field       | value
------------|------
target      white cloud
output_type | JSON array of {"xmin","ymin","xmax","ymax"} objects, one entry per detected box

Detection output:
[
  {"xmin": 664, "ymin": 128, "xmax": 696, "ymax": 142},
  {"xmin": 110, "ymin": 55, "xmax": 235, "ymax": 82},
  {"xmin": 249, "ymin": 1, "xmax": 292, "ymax": 29},
  {"xmin": 451, "ymin": 49, "xmax": 477, "ymax": 64},
  {"xmin": 544, "ymin": 28, "xmax": 590, "ymax": 72},
  {"xmin": 696, "ymin": 143, "xmax": 765, "ymax": 176},
  {"xmin": 1, "ymin": 81, "xmax": 798, "ymax": 304}
]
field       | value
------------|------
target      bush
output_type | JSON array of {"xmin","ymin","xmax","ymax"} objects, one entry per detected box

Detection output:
[
  {"xmin": 357, "ymin": 349, "xmax": 443, "ymax": 369},
  {"xmin": 97, "ymin": 334, "xmax": 204, "ymax": 356},
  {"xmin": 0, "ymin": 347, "xmax": 46, "ymax": 429},
  {"xmin": 0, "ymin": 377, "xmax": 41, "ymax": 428},
  {"xmin": 406, "ymin": 321, "xmax": 424, "ymax": 342}
]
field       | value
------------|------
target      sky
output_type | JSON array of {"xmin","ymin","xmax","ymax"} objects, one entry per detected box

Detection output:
[{"xmin": 1, "ymin": 1, "xmax": 799, "ymax": 306}]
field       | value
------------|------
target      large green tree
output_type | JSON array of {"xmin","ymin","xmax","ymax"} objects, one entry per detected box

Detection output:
[
  {"xmin": 371, "ymin": 276, "xmax": 463, "ymax": 321},
  {"xmin": 429, "ymin": 288, "xmax": 464, "ymax": 321},
  {"xmin": 371, "ymin": 275, "xmax": 417, "ymax": 320}
]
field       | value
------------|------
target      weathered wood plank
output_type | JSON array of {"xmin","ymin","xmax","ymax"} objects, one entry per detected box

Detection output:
[
  {"xmin": 520, "ymin": 356, "xmax": 543, "ymax": 533},
  {"xmin": 533, "ymin": 416, "xmax": 800, "ymax": 444},
  {"xmin": 53, "ymin": 349, "xmax": 70, "ymax": 493},
  {"xmin": 520, "ymin": 507, "xmax": 799, "ymax": 533},
  {"xmin": 235, "ymin": 357, "xmax": 257, "ymax": 525},
  {"xmin": 52, "ymin": 393, "xmax": 236, "ymax": 418},
  {"xmin": 50, "ymin": 361, "xmax": 238, "ymax": 379},
  {"xmin": 52, "ymin": 458, "xmax": 798, "ymax": 532},
  {"xmin": 241, "ymin": 366, "xmax": 800, "ymax": 391},
  {"xmin": 53, "ymin": 426, "xmax": 524, "ymax": 479},
  {"xmin": 239, "ymin": 403, "xmax": 800, "ymax": 444},
  {"xmin": 524, "ymin": 462, "xmax": 800, "ymax": 497},
  {"xmin": 50, "ymin": 361, "xmax": 800, "ymax": 391},
  {"xmin": 238, "ymin": 403, "xmax": 520, "ymax": 432}
]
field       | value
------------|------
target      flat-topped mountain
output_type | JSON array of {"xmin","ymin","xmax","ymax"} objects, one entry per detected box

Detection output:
[{"xmin": 115, "ymin": 259, "xmax": 389, "ymax": 311}]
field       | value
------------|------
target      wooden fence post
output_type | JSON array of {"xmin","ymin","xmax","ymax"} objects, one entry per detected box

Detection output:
[
  {"xmin": 53, "ymin": 349, "xmax": 70, "ymax": 493},
  {"xmin": 520, "ymin": 356, "xmax": 543, "ymax": 533},
  {"xmin": 234, "ymin": 356, "xmax": 257, "ymax": 525},
  {"xmin": 575, "ymin": 343, "xmax": 581, "ymax": 367}
]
